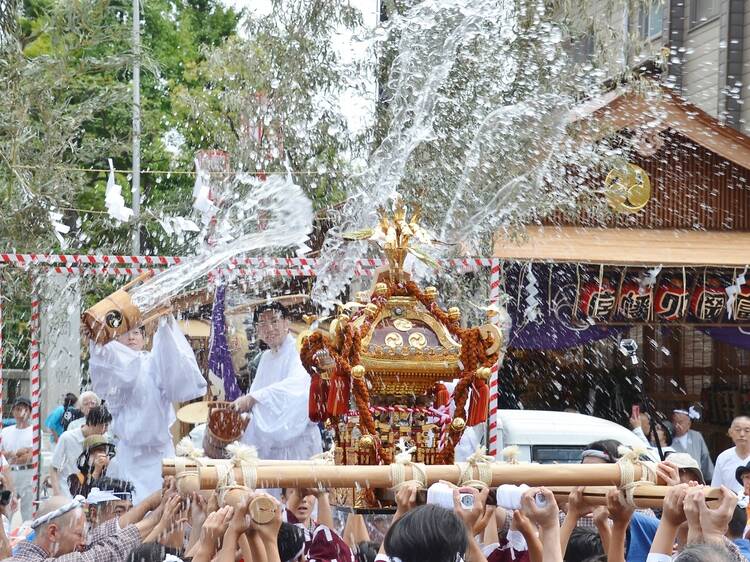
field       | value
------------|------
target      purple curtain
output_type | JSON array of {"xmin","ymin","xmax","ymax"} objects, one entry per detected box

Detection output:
[
  {"xmin": 702, "ymin": 327, "xmax": 750, "ymax": 350},
  {"xmin": 207, "ymin": 284, "xmax": 242, "ymax": 400}
]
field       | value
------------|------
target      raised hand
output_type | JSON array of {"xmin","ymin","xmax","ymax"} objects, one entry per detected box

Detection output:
[
  {"xmin": 521, "ymin": 487, "xmax": 559, "ymax": 531},
  {"xmin": 656, "ymin": 461, "xmax": 681, "ymax": 487},
  {"xmin": 452, "ymin": 487, "xmax": 489, "ymax": 533}
]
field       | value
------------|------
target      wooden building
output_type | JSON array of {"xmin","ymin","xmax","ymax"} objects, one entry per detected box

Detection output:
[{"xmin": 494, "ymin": 87, "xmax": 750, "ymax": 455}]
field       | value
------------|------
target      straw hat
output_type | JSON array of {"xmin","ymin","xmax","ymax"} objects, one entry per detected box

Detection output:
[{"xmin": 176, "ymin": 401, "xmax": 210, "ymax": 425}]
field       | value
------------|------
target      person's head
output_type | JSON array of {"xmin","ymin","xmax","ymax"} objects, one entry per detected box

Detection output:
[
  {"xmin": 84, "ymin": 405, "xmax": 112, "ymax": 435},
  {"xmin": 736, "ymin": 462, "xmax": 750, "ymax": 495},
  {"xmin": 116, "ymin": 326, "xmax": 146, "ymax": 352},
  {"xmin": 564, "ymin": 526, "xmax": 604, "ymax": 561},
  {"xmin": 282, "ymin": 488, "xmax": 317, "ymax": 526},
  {"xmin": 355, "ymin": 541, "xmax": 380, "ymax": 562},
  {"xmin": 728, "ymin": 416, "xmax": 750, "ymax": 451},
  {"xmin": 672, "ymin": 405, "xmax": 701, "ymax": 438},
  {"xmin": 78, "ymin": 435, "xmax": 116, "ymax": 474},
  {"xmin": 87, "ymin": 477, "xmax": 135, "ymax": 525},
  {"xmin": 63, "ymin": 393, "xmax": 78, "ymax": 409},
  {"xmin": 277, "ymin": 522, "xmax": 306, "ymax": 562},
  {"xmin": 727, "ymin": 505, "xmax": 747, "ymax": 540},
  {"xmin": 663, "ymin": 452, "xmax": 705, "ymax": 484},
  {"xmin": 254, "ymin": 302, "xmax": 290, "ymax": 350},
  {"xmin": 33, "ymin": 496, "xmax": 87, "ymax": 556},
  {"xmin": 581, "ymin": 439, "xmax": 622, "ymax": 464},
  {"xmin": 78, "ymin": 391, "xmax": 100, "ymax": 416},
  {"xmin": 384, "ymin": 504, "xmax": 468, "ymax": 562},
  {"xmin": 652, "ymin": 420, "xmax": 674, "ymax": 447},
  {"xmin": 11, "ymin": 397, "xmax": 32, "ymax": 424},
  {"xmin": 674, "ymin": 543, "xmax": 736, "ymax": 562}
]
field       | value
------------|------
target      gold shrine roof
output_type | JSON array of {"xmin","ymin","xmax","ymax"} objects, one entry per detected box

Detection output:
[{"xmin": 348, "ymin": 295, "xmax": 462, "ymax": 395}]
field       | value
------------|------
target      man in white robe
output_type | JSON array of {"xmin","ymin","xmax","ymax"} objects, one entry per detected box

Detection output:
[
  {"xmin": 233, "ymin": 303, "xmax": 322, "ymax": 460},
  {"xmin": 88, "ymin": 315, "xmax": 206, "ymax": 502}
]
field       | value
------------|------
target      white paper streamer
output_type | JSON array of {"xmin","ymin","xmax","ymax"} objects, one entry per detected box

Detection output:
[{"xmin": 104, "ymin": 159, "xmax": 133, "ymax": 223}]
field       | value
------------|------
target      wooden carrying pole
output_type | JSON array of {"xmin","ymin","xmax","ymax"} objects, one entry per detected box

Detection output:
[
  {"xmin": 163, "ymin": 458, "xmax": 322, "ymax": 477},
  {"xmin": 546, "ymin": 486, "xmax": 721, "ymax": 510},
  {"xmin": 186, "ymin": 462, "xmax": 649, "ymax": 490}
]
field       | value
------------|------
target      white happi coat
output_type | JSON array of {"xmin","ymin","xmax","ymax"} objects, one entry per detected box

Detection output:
[
  {"xmin": 241, "ymin": 334, "xmax": 323, "ymax": 460},
  {"xmin": 88, "ymin": 315, "xmax": 206, "ymax": 502}
]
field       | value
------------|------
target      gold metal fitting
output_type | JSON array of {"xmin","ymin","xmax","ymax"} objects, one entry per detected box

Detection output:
[
  {"xmin": 302, "ymin": 314, "xmax": 317, "ymax": 326},
  {"xmin": 359, "ymin": 434, "xmax": 375, "ymax": 449},
  {"xmin": 448, "ymin": 307, "xmax": 461, "ymax": 322},
  {"xmin": 374, "ymin": 282, "xmax": 389, "ymax": 296},
  {"xmin": 450, "ymin": 417, "xmax": 466, "ymax": 431},
  {"xmin": 365, "ymin": 303, "xmax": 379, "ymax": 317},
  {"xmin": 424, "ymin": 286, "xmax": 438, "ymax": 301},
  {"xmin": 351, "ymin": 365, "xmax": 366, "ymax": 380},
  {"xmin": 476, "ymin": 367, "xmax": 492, "ymax": 380}
]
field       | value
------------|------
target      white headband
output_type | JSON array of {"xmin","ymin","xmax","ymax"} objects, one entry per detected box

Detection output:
[
  {"xmin": 581, "ymin": 449, "xmax": 613, "ymax": 463},
  {"xmin": 31, "ymin": 496, "xmax": 85, "ymax": 529},
  {"xmin": 674, "ymin": 407, "xmax": 701, "ymax": 420}
]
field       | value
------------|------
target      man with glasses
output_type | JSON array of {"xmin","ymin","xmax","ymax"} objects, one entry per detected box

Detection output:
[
  {"xmin": 712, "ymin": 416, "xmax": 750, "ymax": 494},
  {"xmin": 233, "ymin": 302, "xmax": 322, "ymax": 460}
]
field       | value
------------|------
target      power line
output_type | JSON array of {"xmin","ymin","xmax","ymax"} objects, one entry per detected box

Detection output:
[{"xmin": 8, "ymin": 164, "xmax": 350, "ymax": 176}]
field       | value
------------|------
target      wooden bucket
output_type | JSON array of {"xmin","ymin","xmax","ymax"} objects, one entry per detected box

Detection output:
[
  {"xmin": 81, "ymin": 271, "xmax": 154, "ymax": 344},
  {"xmin": 203, "ymin": 401, "xmax": 247, "ymax": 459}
]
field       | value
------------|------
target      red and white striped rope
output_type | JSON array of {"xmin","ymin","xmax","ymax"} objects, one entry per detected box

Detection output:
[
  {"xmin": 0, "ymin": 253, "xmax": 182, "ymax": 267},
  {"xmin": 346, "ymin": 405, "xmax": 451, "ymax": 422},
  {"xmin": 29, "ymin": 294, "xmax": 41, "ymax": 508},
  {"xmin": 0, "ymin": 253, "xmax": 495, "ymax": 270},
  {"xmin": 487, "ymin": 259, "xmax": 502, "ymax": 458}
]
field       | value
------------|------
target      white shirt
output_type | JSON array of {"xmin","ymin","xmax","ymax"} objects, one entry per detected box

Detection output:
[
  {"xmin": 51, "ymin": 426, "xmax": 85, "ymax": 490},
  {"xmin": 0, "ymin": 425, "xmax": 33, "ymax": 456},
  {"xmin": 242, "ymin": 334, "xmax": 322, "ymax": 460},
  {"xmin": 711, "ymin": 446, "xmax": 750, "ymax": 494},
  {"xmin": 66, "ymin": 417, "xmax": 85, "ymax": 433},
  {"xmin": 88, "ymin": 315, "xmax": 207, "ymax": 502}
]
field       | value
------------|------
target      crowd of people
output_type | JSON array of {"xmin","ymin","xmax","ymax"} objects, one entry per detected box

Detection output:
[
  {"xmin": 0, "ymin": 450, "xmax": 747, "ymax": 562},
  {"xmin": 0, "ymin": 302, "xmax": 748, "ymax": 561}
]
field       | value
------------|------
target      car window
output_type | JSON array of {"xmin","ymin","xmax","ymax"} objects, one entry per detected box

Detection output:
[{"xmin": 532, "ymin": 445, "xmax": 585, "ymax": 464}]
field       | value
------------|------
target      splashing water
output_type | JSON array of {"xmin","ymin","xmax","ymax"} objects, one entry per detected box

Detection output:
[
  {"xmin": 130, "ymin": 174, "xmax": 313, "ymax": 312},
  {"xmin": 312, "ymin": 0, "xmax": 633, "ymax": 306}
]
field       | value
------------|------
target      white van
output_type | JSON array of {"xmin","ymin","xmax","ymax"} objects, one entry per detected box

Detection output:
[{"xmin": 494, "ymin": 409, "xmax": 651, "ymax": 463}]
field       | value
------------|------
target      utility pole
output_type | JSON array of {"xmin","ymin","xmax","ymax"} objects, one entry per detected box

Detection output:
[{"xmin": 131, "ymin": 0, "xmax": 141, "ymax": 255}]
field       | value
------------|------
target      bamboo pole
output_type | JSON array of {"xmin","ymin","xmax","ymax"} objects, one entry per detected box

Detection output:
[
  {"xmin": 546, "ymin": 486, "xmax": 721, "ymax": 510},
  {"xmin": 163, "ymin": 458, "xmax": 327, "ymax": 477},
  {"xmin": 188, "ymin": 462, "xmax": 649, "ymax": 490}
]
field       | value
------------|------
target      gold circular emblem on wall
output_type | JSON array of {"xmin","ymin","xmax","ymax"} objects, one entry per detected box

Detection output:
[
  {"xmin": 393, "ymin": 318, "xmax": 413, "ymax": 332},
  {"xmin": 384, "ymin": 332, "xmax": 404, "ymax": 348},
  {"xmin": 408, "ymin": 332, "xmax": 427, "ymax": 349}
]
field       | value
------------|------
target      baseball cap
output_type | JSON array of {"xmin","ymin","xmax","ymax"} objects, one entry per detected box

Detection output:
[{"xmin": 12, "ymin": 397, "xmax": 31, "ymax": 410}]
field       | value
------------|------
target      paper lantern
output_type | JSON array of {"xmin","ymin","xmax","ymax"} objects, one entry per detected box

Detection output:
[
  {"xmin": 733, "ymin": 285, "xmax": 750, "ymax": 322},
  {"xmin": 618, "ymin": 283, "xmax": 652, "ymax": 321},
  {"xmin": 654, "ymin": 279, "xmax": 688, "ymax": 321},
  {"xmin": 579, "ymin": 281, "xmax": 617, "ymax": 320},
  {"xmin": 690, "ymin": 280, "xmax": 726, "ymax": 322}
]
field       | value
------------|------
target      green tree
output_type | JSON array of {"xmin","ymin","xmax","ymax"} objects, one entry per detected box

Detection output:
[{"xmin": 176, "ymin": 0, "xmax": 370, "ymax": 218}]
